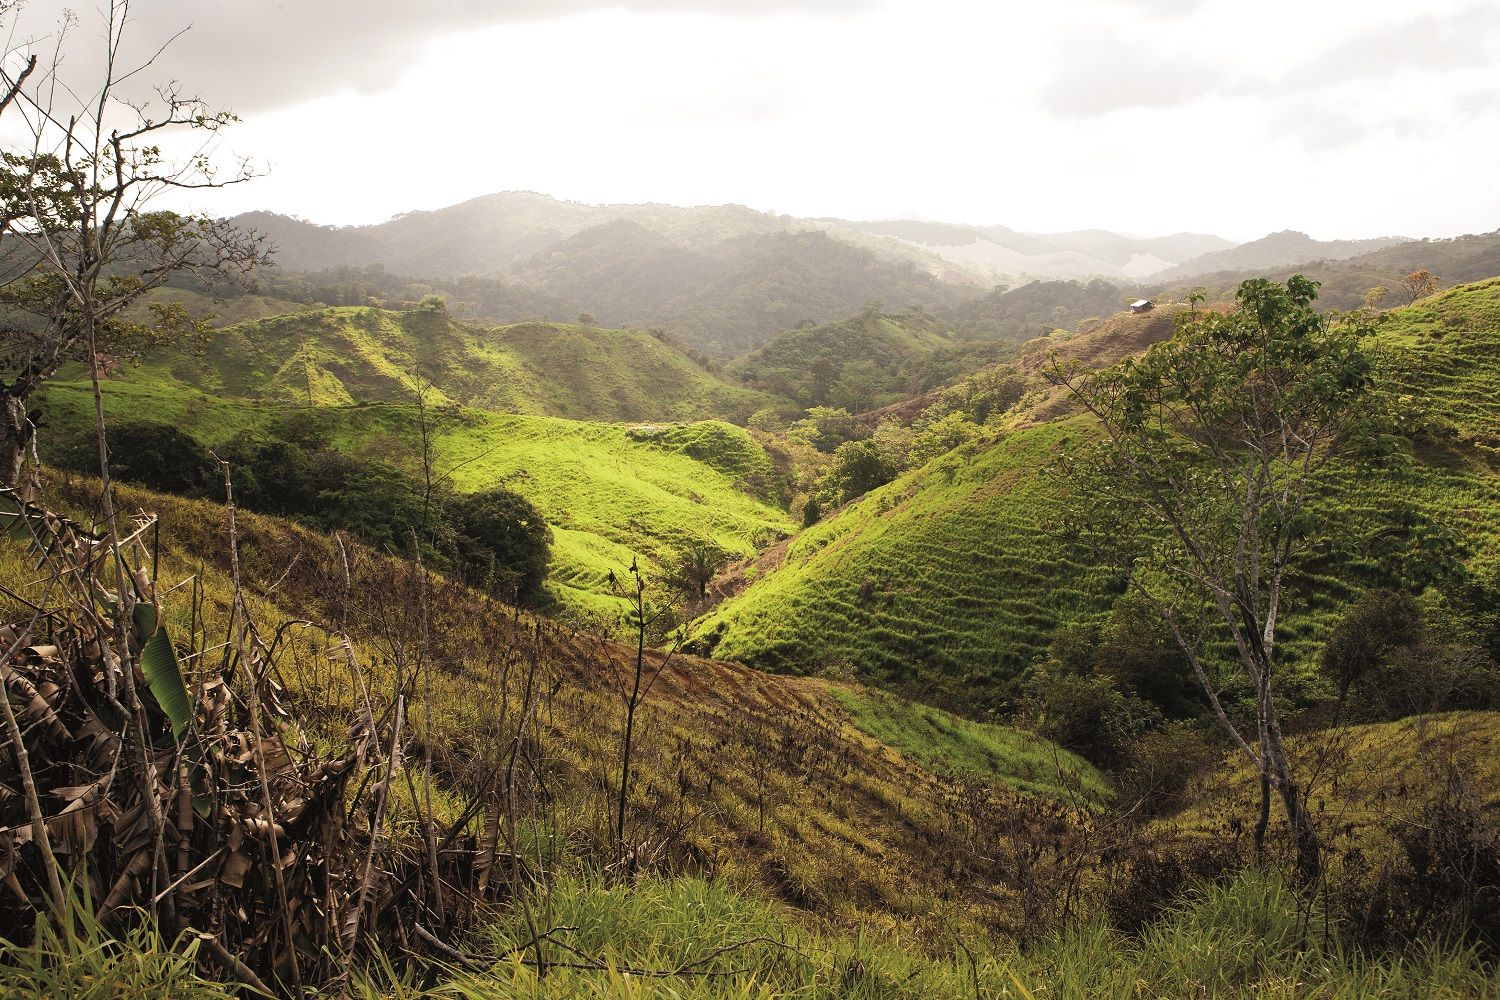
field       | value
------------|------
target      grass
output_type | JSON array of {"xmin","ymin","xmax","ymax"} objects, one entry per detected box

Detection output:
[
  {"xmin": 0, "ymin": 478, "xmax": 1083, "ymax": 938},
  {"xmin": 168, "ymin": 305, "xmax": 779, "ymax": 423},
  {"xmin": 1177, "ymin": 711, "xmax": 1500, "ymax": 855},
  {"xmin": 697, "ymin": 280, "xmax": 1500, "ymax": 710},
  {"xmin": 693, "ymin": 418, "xmax": 1117, "ymax": 707},
  {"xmin": 15, "ymin": 871, "xmax": 1492, "ymax": 998},
  {"xmin": 38, "ymin": 316, "xmax": 798, "ymax": 620},
  {"xmin": 829, "ymin": 685, "xmax": 1108, "ymax": 800},
  {"xmin": 428, "ymin": 410, "xmax": 794, "ymax": 616}
]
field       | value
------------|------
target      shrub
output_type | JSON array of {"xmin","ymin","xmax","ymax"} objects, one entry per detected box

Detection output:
[
  {"xmin": 449, "ymin": 487, "xmax": 552, "ymax": 602},
  {"xmin": 56, "ymin": 420, "xmax": 219, "ymax": 497}
]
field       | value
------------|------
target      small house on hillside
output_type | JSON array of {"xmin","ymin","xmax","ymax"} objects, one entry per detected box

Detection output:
[{"xmin": 1130, "ymin": 299, "xmax": 1155, "ymax": 314}]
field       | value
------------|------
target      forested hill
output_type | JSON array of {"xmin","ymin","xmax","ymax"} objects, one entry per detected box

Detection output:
[{"xmin": 232, "ymin": 196, "xmax": 969, "ymax": 358}]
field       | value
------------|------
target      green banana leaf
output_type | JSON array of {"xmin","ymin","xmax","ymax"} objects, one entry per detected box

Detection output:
[{"xmin": 140, "ymin": 626, "xmax": 194, "ymax": 741}]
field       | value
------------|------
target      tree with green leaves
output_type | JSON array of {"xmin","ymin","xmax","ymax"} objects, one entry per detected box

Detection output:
[
  {"xmin": 0, "ymin": 1, "xmax": 267, "ymax": 489},
  {"xmin": 670, "ymin": 538, "xmax": 729, "ymax": 601},
  {"xmin": 1047, "ymin": 275, "xmax": 1380, "ymax": 878}
]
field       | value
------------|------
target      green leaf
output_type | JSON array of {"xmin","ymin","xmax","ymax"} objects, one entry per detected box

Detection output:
[
  {"xmin": 131, "ymin": 602, "xmax": 158, "ymax": 643},
  {"xmin": 140, "ymin": 626, "xmax": 193, "ymax": 741}
]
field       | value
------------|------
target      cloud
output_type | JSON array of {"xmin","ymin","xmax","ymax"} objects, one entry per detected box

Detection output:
[
  {"xmin": 1035, "ymin": 33, "xmax": 1230, "ymax": 116},
  {"xmin": 1271, "ymin": 7, "xmax": 1500, "ymax": 94},
  {"xmin": 8, "ymin": 0, "xmax": 878, "ymax": 112},
  {"xmin": 1036, "ymin": 4, "xmax": 1500, "ymax": 129},
  {"xmin": 634, "ymin": 73, "xmax": 806, "ymax": 126},
  {"xmin": 1101, "ymin": 0, "xmax": 1207, "ymax": 18}
]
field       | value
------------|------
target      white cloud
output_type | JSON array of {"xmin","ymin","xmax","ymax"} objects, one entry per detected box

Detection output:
[{"xmin": 7, "ymin": 0, "xmax": 1493, "ymax": 242}]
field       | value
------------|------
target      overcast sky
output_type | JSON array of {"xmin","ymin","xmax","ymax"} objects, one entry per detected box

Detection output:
[{"xmin": 5, "ymin": 0, "xmax": 1498, "ymax": 241}]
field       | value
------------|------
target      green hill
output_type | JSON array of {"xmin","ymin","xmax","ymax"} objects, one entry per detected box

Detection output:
[
  {"xmin": 35, "ymin": 303, "xmax": 797, "ymax": 620},
  {"xmin": 161, "ymin": 304, "xmax": 777, "ymax": 423},
  {"xmin": 727, "ymin": 309, "xmax": 958, "ymax": 410},
  {"xmin": 38, "ymin": 374, "xmax": 795, "ymax": 620},
  {"xmin": 693, "ymin": 280, "xmax": 1500, "ymax": 711}
]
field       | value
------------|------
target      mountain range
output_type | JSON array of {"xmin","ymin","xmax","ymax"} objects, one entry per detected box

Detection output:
[{"xmin": 229, "ymin": 192, "xmax": 1431, "ymax": 357}]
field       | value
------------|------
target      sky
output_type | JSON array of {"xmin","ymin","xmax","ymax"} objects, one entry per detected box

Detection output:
[{"xmin": 3, "ymin": 0, "xmax": 1498, "ymax": 241}]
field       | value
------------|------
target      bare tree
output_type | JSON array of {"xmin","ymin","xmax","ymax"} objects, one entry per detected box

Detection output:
[
  {"xmin": 0, "ymin": 0, "xmax": 268, "ymax": 489},
  {"xmin": 606, "ymin": 559, "xmax": 684, "ymax": 867}
]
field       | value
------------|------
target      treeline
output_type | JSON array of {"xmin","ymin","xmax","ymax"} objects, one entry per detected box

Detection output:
[
  {"xmin": 757, "ymin": 367, "xmax": 1029, "ymax": 524},
  {"xmin": 48, "ymin": 416, "xmax": 553, "ymax": 602}
]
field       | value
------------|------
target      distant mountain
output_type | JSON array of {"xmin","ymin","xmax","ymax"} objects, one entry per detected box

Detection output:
[
  {"xmin": 228, "ymin": 193, "xmax": 1251, "ymax": 357},
  {"xmin": 234, "ymin": 194, "xmax": 968, "ymax": 358},
  {"xmin": 815, "ymin": 219, "xmax": 1235, "ymax": 283},
  {"xmin": 1153, "ymin": 230, "xmax": 1409, "ymax": 282},
  {"xmin": 233, "ymin": 192, "xmax": 791, "ymax": 275}
]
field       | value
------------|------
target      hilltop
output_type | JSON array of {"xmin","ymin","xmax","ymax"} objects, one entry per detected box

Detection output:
[{"xmin": 1151, "ymin": 230, "xmax": 1408, "ymax": 282}]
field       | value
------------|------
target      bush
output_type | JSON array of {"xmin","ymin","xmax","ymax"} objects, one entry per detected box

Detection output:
[
  {"xmin": 449, "ymin": 487, "xmax": 552, "ymax": 602},
  {"xmin": 56, "ymin": 421, "xmax": 219, "ymax": 497},
  {"xmin": 1322, "ymin": 589, "xmax": 1500, "ymax": 719},
  {"xmin": 817, "ymin": 439, "xmax": 896, "ymax": 505}
]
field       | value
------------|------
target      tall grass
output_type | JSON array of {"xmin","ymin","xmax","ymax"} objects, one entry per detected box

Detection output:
[
  {"xmin": 6, "ymin": 871, "xmax": 1488, "ymax": 997},
  {"xmin": 344, "ymin": 872, "xmax": 1498, "ymax": 998},
  {"xmin": 0, "ymin": 888, "xmax": 238, "ymax": 999}
]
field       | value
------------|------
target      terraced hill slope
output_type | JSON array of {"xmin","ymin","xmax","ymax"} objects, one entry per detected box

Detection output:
[{"xmin": 693, "ymin": 281, "xmax": 1500, "ymax": 711}]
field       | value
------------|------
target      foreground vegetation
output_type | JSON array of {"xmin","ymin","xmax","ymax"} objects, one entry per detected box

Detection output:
[{"xmin": 12, "ymin": 872, "xmax": 1494, "ymax": 998}]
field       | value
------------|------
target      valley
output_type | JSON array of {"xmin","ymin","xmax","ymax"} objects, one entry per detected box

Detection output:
[{"xmin": 3, "ymin": 5, "xmax": 1499, "ymax": 991}]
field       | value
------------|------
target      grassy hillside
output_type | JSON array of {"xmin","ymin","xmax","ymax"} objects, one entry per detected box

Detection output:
[
  {"xmin": 0, "ymin": 477, "xmax": 1101, "ymax": 935},
  {"xmin": 36, "ymin": 378, "xmax": 794, "ymax": 621},
  {"xmin": 692, "ymin": 419, "xmax": 1111, "ymax": 708},
  {"xmin": 1181, "ymin": 711, "xmax": 1500, "ymax": 848},
  {"xmin": 695, "ymin": 281, "xmax": 1500, "ymax": 710},
  {"xmin": 829, "ymin": 685, "xmax": 1109, "ymax": 800},
  {"xmin": 4, "ymin": 479, "xmax": 1489, "ymax": 998},
  {"xmin": 36, "ymin": 303, "xmax": 795, "ymax": 619},
  {"xmin": 160, "ymin": 304, "xmax": 777, "ymax": 423}
]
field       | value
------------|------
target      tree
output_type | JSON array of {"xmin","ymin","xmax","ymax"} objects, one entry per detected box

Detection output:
[
  {"xmin": 671, "ymin": 539, "xmax": 728, "ymax": 600},
  {"xmin": 1401, "ymin": 269, "xmax": 1439, "ymax": 305},
  {"xmin": 0, "ymin": 2, "xmax": 267, "ymax": 489},
  {"xmin": 55, "ymin": 419, "xmax": 217, "ymax": 496},
  {"xmin": 1362, "ymin": 285, "xmax": 1390, "ymax": 312},
  {"xmin": 1046, "ymin": 275, "xmax": 1380, "ymax": 878},
  {"xmin": 820, "ymin": 438, "xmax": 895, "ymax": 504},
  {"xmin": 450, "ymin": 487, "xmax": 552, "ymax": 602}
]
